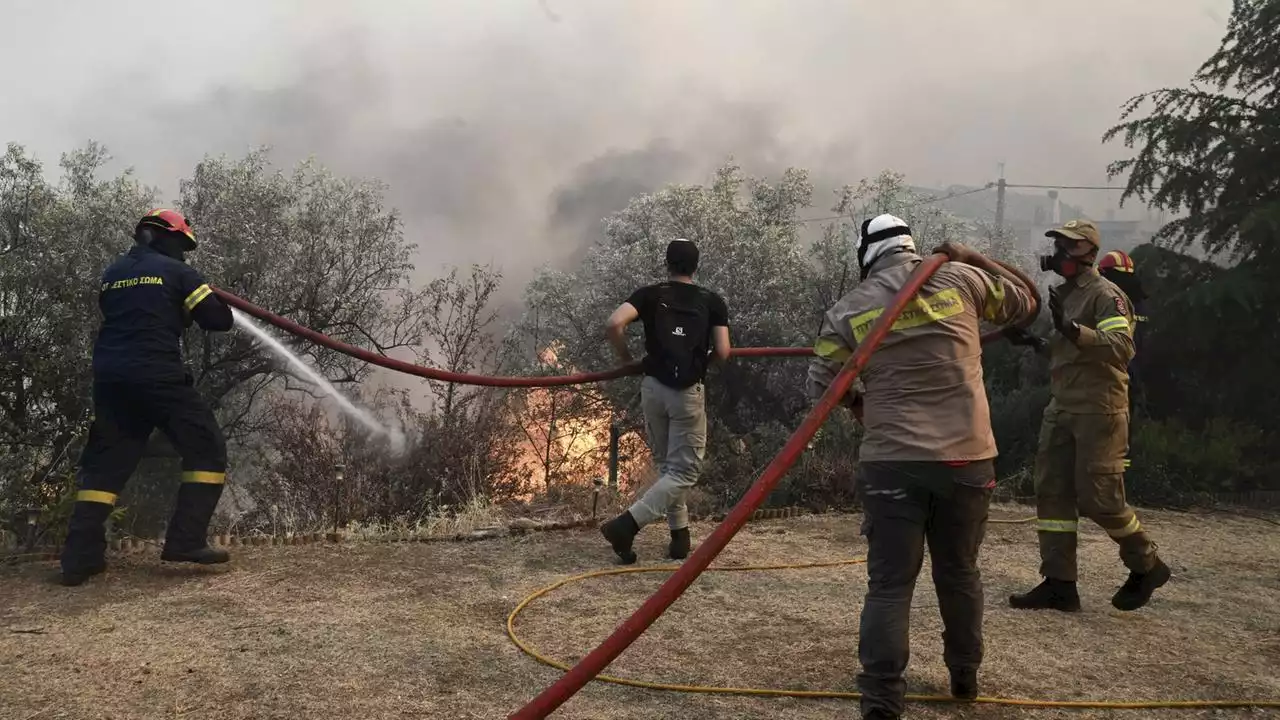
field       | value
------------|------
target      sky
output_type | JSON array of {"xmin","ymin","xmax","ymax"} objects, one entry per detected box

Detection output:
[{"xmin": 1, "ymin": 0, "xmax": 1231, "ymax": 287}]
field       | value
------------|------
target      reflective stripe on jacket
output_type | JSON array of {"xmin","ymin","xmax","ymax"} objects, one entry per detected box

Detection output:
[
  {"xmin": 92, "ymin": 244, "xmax": 225, "ymax": 383},
  {"xmin": 806, "ymin": 253, "xmax": 1036, "ymax": 462},
  {"xmin": 1047, "ymin": 268, "xmax": 1135, "ymax": 414}
]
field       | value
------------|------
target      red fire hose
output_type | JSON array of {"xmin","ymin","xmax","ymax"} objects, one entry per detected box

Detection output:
[
  {"xmin": 506, "ymin": 253, "xmax": 949, "ymax": 719},
  {"xmin": 213, "ymin": 288, "xmax": 818, "ymax": 386},
  {"xmin": 212, "ymin": 254, "xmax": 1036, "ymax": 389}
]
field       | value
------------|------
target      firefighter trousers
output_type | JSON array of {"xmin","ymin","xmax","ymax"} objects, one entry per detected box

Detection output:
[
  {"xmin": 856, "ymin": 461, "xmax": 993, "ymax": 719},
  {"xmin": 61, "ymin": 381, "xmax": 227, "ymax": 575},
  {"xmin": 1034, "ymin": 408, "xmax": 1157, "ymax": 582}
]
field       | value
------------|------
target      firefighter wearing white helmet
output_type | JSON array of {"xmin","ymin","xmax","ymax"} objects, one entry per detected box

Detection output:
[
  {"xmin": 807, "ymin": 214, "xmax": 1039, "ymax": 720},
  {"xmin": 856, "ymin": 213, "xmax": 916, "ymax": 279}
]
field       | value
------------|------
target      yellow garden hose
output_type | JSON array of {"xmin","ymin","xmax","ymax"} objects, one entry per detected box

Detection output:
[{"xmin": 506, "ymin": 515, "xmax": 1280, "ymax": 711}]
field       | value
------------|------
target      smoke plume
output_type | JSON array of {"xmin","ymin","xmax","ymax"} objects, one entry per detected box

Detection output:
[{"xmin": 1, "ymin": 0, "xmax": 1229, "ymax": 287}]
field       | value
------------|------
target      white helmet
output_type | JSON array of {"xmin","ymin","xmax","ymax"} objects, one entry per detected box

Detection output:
[{"xmin": 857, "ymin": 214, "xmax": 915, "ymax": 278}]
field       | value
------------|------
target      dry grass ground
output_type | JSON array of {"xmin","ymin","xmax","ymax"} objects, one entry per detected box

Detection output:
[{"xmin": 2, "ymin": 505, "xmax": 1278, "ymax": 720}]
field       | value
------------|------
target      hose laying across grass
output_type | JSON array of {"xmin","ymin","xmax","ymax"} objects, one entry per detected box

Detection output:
[{"xmin": 505, "ymin": 555, "xmax": 1280, "ymax": 711}]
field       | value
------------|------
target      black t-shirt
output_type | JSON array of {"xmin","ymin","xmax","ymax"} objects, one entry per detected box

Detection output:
[{"xmin": 626, "ymin": 281, "xmax": 729, "ymax": 387}]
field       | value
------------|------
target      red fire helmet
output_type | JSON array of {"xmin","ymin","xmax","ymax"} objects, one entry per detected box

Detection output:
[
  {"xmin": 137, "ymin": 208, "xmax": 197, "ymax": 250},
  {"xmin": 1099, "ymin": 250, "xmax": 1135, "ymax": 274}
]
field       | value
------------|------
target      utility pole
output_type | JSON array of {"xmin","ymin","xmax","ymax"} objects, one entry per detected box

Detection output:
[
  {"xmin": 607, "ymin": 422, "xmax": 621, "ymax": 490},
  {"xmin": 994, "ymin": 162, "xmax": 1007, "ymax": 240}
]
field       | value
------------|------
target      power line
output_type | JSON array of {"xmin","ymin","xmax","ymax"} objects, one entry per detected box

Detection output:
[
  {"xmin": 796, "ymin": 179, "xmax": 1153, "ymax": 226},
  {"xmin": 1005, "ymin": 183, "xmax": 1129, "ymax": 190},
  {"xmin": 797, "ymin": 184, "xmax": 995, "ymax": 225}
]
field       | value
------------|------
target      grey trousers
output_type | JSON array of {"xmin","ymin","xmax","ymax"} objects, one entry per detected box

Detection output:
[{"xmin": 628, "ymin": 375, "xmax": 707, "ymax": 530}]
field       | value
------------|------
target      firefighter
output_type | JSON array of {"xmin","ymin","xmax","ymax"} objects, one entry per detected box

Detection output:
[
  {"xmin": 807, "ymin": 215, "xmax": 1038, "ymax": 720},
  {"xmin": 60, "ymin": 209, "xmax": 235, "ymax": 587},
  {"xmin": 1098, "ymin": 249, "xmax": 1148, "ymax": 471},
  {"xmin": 1098, "ymin": 249, "xmax": 1149, "ymax": 429},
  {"xmin": 1009, "ymin": 220, "xmax": 1170, "ymax": 613}
]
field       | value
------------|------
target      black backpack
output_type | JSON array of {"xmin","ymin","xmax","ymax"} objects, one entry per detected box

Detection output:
[{"xmin": 650, "ymin": 283, "xmax": 712, "ymax": 388}]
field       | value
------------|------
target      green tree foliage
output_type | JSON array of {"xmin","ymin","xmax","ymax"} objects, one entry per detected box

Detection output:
[
  {"xmin": 0, "ymin": 143, "xmax": 154, "ymax": 530},
  {"xmin": 1104, "ymin": 0, "xmax": 1280, "ymax": 265},
  {"xmin": 507, "ymin": 162, "xmax": 1011, "ymax": 507},
  {"xmin": 1102, "ymin": 0, "xmax": 1279, "ymax": 500},
  {"xmin": 0, "ymin": 144, "xmax": 453, "ymax": 539},
  {"xmin": 179, "ymin": 149, "xmax": 429, "ymax": 443}
]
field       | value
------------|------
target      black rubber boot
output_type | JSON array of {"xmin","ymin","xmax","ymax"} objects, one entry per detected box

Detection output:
[
  {"xmin": 60, "ymin": 501, "xmax": 112, "ymax": 586},
  {"xmin": 862, "ymin": 709, "xmax": 900, "ymax": 720},
  {"xmin": 1008, "ymin": 578, "xmax": 1081, "ymax": 612},
  {"xmin": 160, "ymin": 483, "xmax": 230, "ymax": 565},
  {"xmin": 60, "ymin": 562, "xmax": 108, "ymax": 587},
  {"xmin": 668, "ymin": 527, "xmax": 691, "ymax": 560},
  {"xmin": 950, "ymin": 667, "xmax": 978, "ymax": 700},
  {"xmin": 1111, "ymin": 558, "xmax": 1171, "ymax": 611},
  {"xmin": 600, "ymin": 511, "xmax": 639, "ymax": 564}
]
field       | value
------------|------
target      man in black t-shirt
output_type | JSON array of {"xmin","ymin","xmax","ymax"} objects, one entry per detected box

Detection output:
[{"xmin": 600, "ymin": 239, "xmax": 730, "ymax": 563}]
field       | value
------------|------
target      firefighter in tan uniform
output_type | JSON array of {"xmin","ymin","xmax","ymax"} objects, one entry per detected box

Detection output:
[
  {"xmin": 1010, "ymin": 220, "xmax": 1171, "ymax": 614},
  {"xmin": 808, "ymin": 214, "xmax": 1038, "ymax": 720}
]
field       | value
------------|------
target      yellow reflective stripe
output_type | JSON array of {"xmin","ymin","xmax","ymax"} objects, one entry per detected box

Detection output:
[
  {"xmin": 982, "ymin": 278, "xmax": 1006, "ymax": 322},
  {"xmin": 77, "ymin": 490, "xmax": 118, "ymax": 506},
  {"xmin": 813, "ymin": 337, "xmax": 852, "ymax": 363},
  {"xmin": 1107, "ymin": 514, "xmax": 1142, "ymax": 539},
  {"xmin": 1037, "ymin": 518, "xmax": 1078, "ymax": 533},
  {"xmin": 1123, "ymin": 459, "xmax": 1132, "ymax": 469},
  {"xmin": 849, "ymin": 287, "xmax": 965, "ymax": 343},
  {"xmin": 184, "ymin": 284, "xmax": 213, "ymax": 312},
  {"xmin": 182, "ymin": 471, "xmax": 226, "ymax": 484},
  {"xmin": 1096, "ymin": 316, "xmax": 1130, "ymax": 333}
]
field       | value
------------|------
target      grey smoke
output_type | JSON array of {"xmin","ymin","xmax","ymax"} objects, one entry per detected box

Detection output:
[{"xmin": 1, "ymin": 0, "xmax": 1230, "ymax": 287}]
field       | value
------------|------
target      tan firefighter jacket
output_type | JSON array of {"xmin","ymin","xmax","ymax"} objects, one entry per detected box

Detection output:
[
  {"xmin": 1046, "ymin": 267, "xmax": 1135, "ymax": 414},
  {"xmin": 806, "ymin": 252, "xmax": 1037, "ymax": 463}
]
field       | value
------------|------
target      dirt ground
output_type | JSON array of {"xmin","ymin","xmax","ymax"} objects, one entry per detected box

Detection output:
[{"xmin": 2, "ymin": 505, "xmax": 1278, "ymax": 720}]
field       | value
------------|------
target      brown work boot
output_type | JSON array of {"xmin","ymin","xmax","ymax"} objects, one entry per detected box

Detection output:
[
  {"xmin": 1008, "ymin": 578, "xmax": 1081, "ymax": 612},
  {"xmin": 668, "ymin": 527, "xmax": 691, "ymax": 560},
  {"xmin": 600, "ymin": 511, "xmax": 639, "ymax": 564},
  {"xmin": 1111, "ymin": 558, "xmax": 1171, "ymax": 611}
]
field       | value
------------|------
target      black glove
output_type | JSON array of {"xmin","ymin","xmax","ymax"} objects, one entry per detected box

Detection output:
[
  {"xmin": 1002, "ymin": 327, "xmax": 1049, "ymax": 354},
  {"xmin": 183, "ymin": 371, "xmax": 195, "ymax": 387},
  {"xmin": 1048, "ymin": 288, "xmax": 1079, "ymax": 341}
]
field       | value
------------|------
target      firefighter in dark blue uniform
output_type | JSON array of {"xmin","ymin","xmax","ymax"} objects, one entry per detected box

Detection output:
[{"xmin": 61, "ymin": 209, "xmax": 235, "ymax": 586}]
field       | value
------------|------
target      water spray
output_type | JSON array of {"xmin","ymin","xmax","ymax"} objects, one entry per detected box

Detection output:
[{"xmin": 230, "ymin": 308, "xmax": 407, "ymax": 455}]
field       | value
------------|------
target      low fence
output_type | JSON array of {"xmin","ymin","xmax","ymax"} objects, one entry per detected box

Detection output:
[
  {"xmin": 1, "ymin": 505, "xmax": 814, "ymax": 564},
  {"xmin": 6, "ymin": 493, "xmax": 1276, "ymax": 565},
  {"xmin": 1206, "ymin": 490, "xmax": 1280, "ymax": 509}
]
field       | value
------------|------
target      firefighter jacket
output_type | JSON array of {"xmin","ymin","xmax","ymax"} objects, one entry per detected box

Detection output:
[
  {"xmin": 1047, "ymin": 267, "xmax": 1135, "ymax": 415},
  {"xmin": 806, "ymin": 252, "xmax": 1037, "ymax": 463},
  {"xmin": 92, "ymin": 244, "xmax": 233, "ymax": 384}
]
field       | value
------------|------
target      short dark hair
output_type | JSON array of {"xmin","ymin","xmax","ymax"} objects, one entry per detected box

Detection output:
[{"xmin": 665, "ymin": 239, "xmax": 699, "ymax": 276}]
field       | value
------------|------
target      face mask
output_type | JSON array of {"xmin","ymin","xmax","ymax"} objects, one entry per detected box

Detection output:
[{"xmin": 1040, "ymin": 245, "xmax": 1082, "ymax": 277}]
